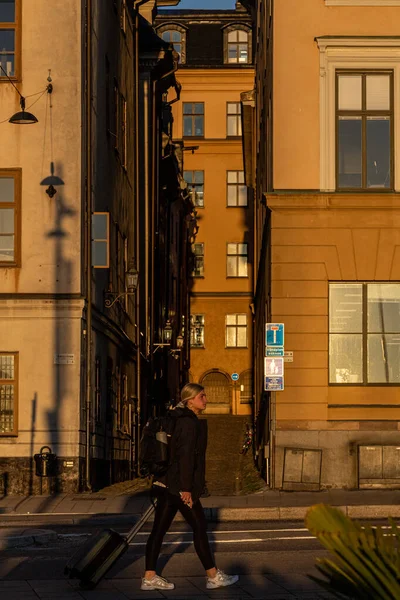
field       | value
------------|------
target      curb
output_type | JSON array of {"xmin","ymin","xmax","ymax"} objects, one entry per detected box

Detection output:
[
  {"xmin": 1, "ymin": 504, "xmax": 400, "ymax": 526},
  {"xmin": 0, "ymin": 529, "xmax": 58, "ymax": 550}
]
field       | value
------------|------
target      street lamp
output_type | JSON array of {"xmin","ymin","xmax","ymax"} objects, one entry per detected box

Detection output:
[
  {"xmin": 104, "ymin": 265, "xmax": 139, "ymax": 308},
  {"xmin": 0, "ymin": 64, "xmax": 50, "ymax": 124},
  {"xmin": 152, "ymin": 320, "xmax": 174, "ymax": 354}
]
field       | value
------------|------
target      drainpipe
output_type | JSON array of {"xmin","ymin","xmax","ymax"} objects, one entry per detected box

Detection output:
[{"xmin": 84, "ymin": 0, "xmax": 93, "ymax": 491}]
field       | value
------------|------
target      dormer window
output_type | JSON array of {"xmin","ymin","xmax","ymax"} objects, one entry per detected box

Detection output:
[
  {"xmin": 224, "ymin": 26, "xmax": 251, "ymax": 65},
  {"xmin": 157, "ymin": 24, "xmax": 187, "ymax": 64}
]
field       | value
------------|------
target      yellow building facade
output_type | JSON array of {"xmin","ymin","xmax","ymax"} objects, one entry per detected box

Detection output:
[
  {"xmin": 156, "ymin": 5, "xmax": 254, "ymax": 415},
  {"xmin": 244, "ymin": 0, "xmax": 400, "ymax": 489}
]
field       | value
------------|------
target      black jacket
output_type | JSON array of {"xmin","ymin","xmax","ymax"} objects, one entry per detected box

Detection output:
[{"xmin": 166, "ymin": 406, "xmax": 207, "ymax": 502}]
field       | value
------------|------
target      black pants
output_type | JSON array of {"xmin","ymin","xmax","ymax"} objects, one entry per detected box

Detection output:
[{"xmin": 145, "ymin": 488, "xmax": 215, "ymax": 571}]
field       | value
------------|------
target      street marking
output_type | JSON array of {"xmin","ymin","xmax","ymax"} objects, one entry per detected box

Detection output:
[
  {"xmin": 133, "ymin": 527, "xmax": 310, "ymax": 536},
  {"xmin": 129, "ymin": 535, "xmax": 317, "ymax": 547},
  {"xmin": 130, "ymin": 538, "xmax": 265, "ymax": 546}
]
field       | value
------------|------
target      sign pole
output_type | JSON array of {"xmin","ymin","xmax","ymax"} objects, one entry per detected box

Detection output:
[{"xmin": 270, "ymin": 391, "xmax": 276, "ymax": 489}]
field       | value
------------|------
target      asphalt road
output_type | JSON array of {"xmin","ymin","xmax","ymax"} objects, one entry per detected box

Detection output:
[{"xmin": 0, "ymin": 520, "xmax": 356, "ymax": 599}]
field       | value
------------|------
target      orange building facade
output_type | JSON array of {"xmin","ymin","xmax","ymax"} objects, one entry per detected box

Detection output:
[{"xmin": 156, "ymin": 4, "xmax": 255, "ymax": 415}]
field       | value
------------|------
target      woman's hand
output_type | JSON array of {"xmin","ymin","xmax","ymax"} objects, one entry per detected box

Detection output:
[{"xmin": 179, "ymin": 491, "xmax": 193, "ymax": 508}]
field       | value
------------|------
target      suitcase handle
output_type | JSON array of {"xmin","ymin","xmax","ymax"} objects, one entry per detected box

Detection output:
[{"xmin": 125, "ymin": 501, "xmax": 156, "ymax": 544}]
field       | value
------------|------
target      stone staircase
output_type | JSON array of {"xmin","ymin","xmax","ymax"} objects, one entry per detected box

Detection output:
[{"xmin": 203, "ymin": 415, "xmax": 249, "ymax": 496}]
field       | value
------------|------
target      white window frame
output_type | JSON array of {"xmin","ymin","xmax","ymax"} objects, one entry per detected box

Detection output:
[
  {"xmin": 316, "ymin": 37, "xmax": 400, "ymax": 192},
  {"xmin": 225, "ymin": 314, "xmax": 247, "ymax": 348},
  {"xmin": 325, "ymin": 1, "xmax": 400, "ymax": 5}
]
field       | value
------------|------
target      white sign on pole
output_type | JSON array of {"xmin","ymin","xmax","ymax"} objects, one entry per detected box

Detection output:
[
  {"xmin": 265, "ymin": 357, "xmax": 284, "ymax": 377},
  {"xmin": 284, "ymin": 351, "xmax": 294, "ymax": 363}
]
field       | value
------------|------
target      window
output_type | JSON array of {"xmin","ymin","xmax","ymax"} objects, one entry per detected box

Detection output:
[
  {"xmin": 94, "ymin": 357, "xmax": 101, "ymax": 424},
  {"xmin": 0, "ymin": 169, "xmax": 20, "ymax": 266},
  {"xmin": 226, "ymin": 314, "xmax": 247, "ymax": 348},
  {"xmin": 183, "ymin": 103, "xmax": 204, "ymax": 137},
  {"xmin": 227, "ymin": 242, "xmax": 248, "ymax": 277},
  {"xmin": 190, "ymin": 315, "xmax": 205, "ymax": 348},
  {"xmin": 240, "ymin": 369, "xmax": 252, "ymax": 404},
  {"xmin": 336, "ymin": 71, "xmax": 393, "ymax": 190},
  {"xmin": 0, "ymin": 353, "xmax": 17, "ymax": 435},
  {"xmin": 92, "ymin": 212, "xmax": 109, "ymax": 268},
  {"xmin": 227, "ymin": 102, "xmax": 242, "ymax": 137},
  {"xmin": 0, "ymin": 0, "xmax": 19, "ymax": 79},
  {"xmin": 184, "ymin": 170, "xmax": 204, "ymax": 207},
  {"xmin": 158, "ymin": 25, "xmax": 186, "ymax": 63},
  {"xmin": 316, "ymin": 38, "xmax": 400, "ymax": 192},
  {"xmin": 227, "ymin": 171, "xmax": 247, "ymax": 206},
  {"xmin": 224, "ymin": 27, "xmax": 251, "ymax": 64},
  {"xmin": 329, "ymin": 282, "xmax": 400, "ymax": 385},
  {"xmin": 192, "ymin": 242, "xmax": 204, "ymax": 277}
]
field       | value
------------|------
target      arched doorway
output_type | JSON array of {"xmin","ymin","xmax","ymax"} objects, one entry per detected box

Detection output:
[{"xmin": 200, "ymin": 370, "xmax": 231, "ymax": 414}]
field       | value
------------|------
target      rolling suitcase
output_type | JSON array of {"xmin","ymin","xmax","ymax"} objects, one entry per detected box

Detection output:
[{"xmin": 65, "ymin": 502, "xmax": 155, "ymax": 589}]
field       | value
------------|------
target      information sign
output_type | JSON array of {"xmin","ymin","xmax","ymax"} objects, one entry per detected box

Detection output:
[
  {"xmin": 266, "ymin": 323, "xmax": 284, "ymax": 347},
  {"xmin": 265, "ymin": 376, "xmax": 284, "ymax": 391}
]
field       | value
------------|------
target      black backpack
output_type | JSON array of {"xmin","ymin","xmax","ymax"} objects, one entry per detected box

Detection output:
[{"xmin": 139, "ymin": 411, "xmax": 176, "ymax": 477}]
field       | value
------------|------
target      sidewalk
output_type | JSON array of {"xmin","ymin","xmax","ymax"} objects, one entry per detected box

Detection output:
[{"xmin": 1, "ymin": 487, "xmax": 400, "ymax": 525}]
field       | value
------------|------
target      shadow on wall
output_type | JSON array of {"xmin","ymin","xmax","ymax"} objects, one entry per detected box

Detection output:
[{"xmin": 44, "ymin": 184, "xmax": 76, "ymax": 497}]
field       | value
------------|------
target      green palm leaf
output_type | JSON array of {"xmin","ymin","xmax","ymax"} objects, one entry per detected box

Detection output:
[{"xmin": 305, "ymin": 504, "xmax": 400, "ymax": 600}]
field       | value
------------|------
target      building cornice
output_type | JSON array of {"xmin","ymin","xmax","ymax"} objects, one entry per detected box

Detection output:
[
  {"xmin": 265, "ymin": 193, "xmax": 400, "ymax": 210},
  {"xmin": 316, "ymin": 36, "xmax": 400, "ymax": 50},
  {"xmin": 325, "ymin": 0, "xmax": 400, "ymax": 5}
]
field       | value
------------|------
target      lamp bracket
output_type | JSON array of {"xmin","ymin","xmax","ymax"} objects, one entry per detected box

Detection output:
[
  {"xmin": 152, "ymin": 343, "xmax": 171, "ymax": 354},
  {"xmin": 104, "ymin": 291, "xmax": 135, "ymax": 308}
]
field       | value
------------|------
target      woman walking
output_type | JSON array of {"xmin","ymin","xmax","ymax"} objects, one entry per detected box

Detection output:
[{"xmin": 141, "ymin": 383, "xmax": 239, "ymax": 592}]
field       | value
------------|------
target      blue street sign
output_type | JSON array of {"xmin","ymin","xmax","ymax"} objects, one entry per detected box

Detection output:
[
  {"xmin": 265, "ymin": 376, "xmax": 284, "ymax": 391},
  {"xmin": 266, "ymin": 323, "xmax": 284, "ymax": 347},
  {"xmin": 231, "ymin": 373, "xmax": 239, "ymax": 381}
]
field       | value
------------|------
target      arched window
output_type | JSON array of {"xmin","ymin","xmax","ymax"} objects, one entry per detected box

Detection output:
[
  {"xmin": 157, "ymin": 24, "xmax": 187, "ymax": 64},
  {"xmin": 224, "ymin": 26, "xmax": 251, "ymax": 65},
  {"xmin": 200, "ymin": 370, "xmax": 231, "ymax": 405}
]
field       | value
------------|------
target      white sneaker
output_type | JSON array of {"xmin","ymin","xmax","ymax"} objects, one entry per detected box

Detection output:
[
  {"xmin": 206, "ymin": 569, "xmax": 239, "ymax": 589},
  {"xmin": 141, "ymin": 574, "xmax": 175, "ymax": 591}
]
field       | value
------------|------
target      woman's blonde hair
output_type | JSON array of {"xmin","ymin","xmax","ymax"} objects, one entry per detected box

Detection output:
[{"xmin": 180, "ymin": 382, "xmax": 204, "ymax": 406}]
